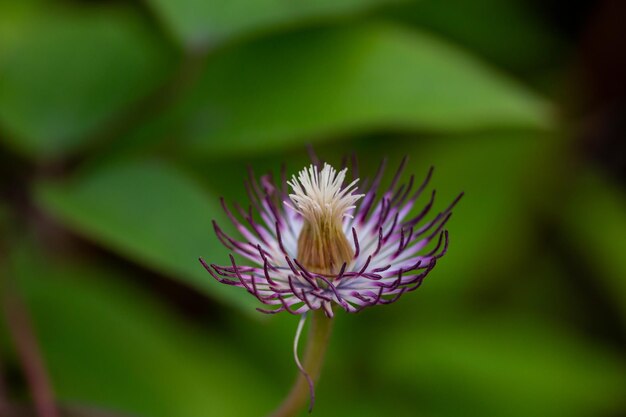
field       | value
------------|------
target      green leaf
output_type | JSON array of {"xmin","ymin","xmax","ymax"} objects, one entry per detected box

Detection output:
[
  {"xmin": 144, "ymin": 0, "xmax": 400, "ymax": 48},
  {"xmin": 126, "ymin": 22, "xmax": 553, "ymax": 158},
  {"xmin": 0, "ymin": 3, "xmax": 177, "ymax": 159},
  {"xmin": 562, "ymin": 169, "xmax": 626, "ymax": 319},
  {"xmin": 376, "ymin": 315, "xmax": 626, "ymax": 417},
  {"xmin": 34, "ymin": 159, "xmax": 254, "ymax": 312},
  {"xmin": 9, "ymin": 244, "xmax": 279, "ymax": 417},
  {"xmin": 384, "ymin": 0, "xmax": 565, "ymax": 77}
]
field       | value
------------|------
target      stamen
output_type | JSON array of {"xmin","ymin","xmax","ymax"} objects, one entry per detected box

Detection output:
[
  {"xmin": 287, "ymin": 163, "xmax": 364, "ymax": 275},
  {"xmin": 286, "ymin": 163, "xmax": 364, "ymax": 223}
]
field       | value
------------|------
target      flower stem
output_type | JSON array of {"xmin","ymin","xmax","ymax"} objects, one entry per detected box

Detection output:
[{"xmin": 268, "ymin": 309, "xmax": 333, "ymax": 417}]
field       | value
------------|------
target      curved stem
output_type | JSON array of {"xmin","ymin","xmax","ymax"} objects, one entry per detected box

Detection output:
[
  {"xmin": 268, "ymin": 309, "xmax": 333, "ymax": 417},
  {"xmin": 3, "ymin": 291, "xmax": 60, "ymax": 417}
]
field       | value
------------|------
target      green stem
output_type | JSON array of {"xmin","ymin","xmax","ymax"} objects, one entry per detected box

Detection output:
[{"xmin": 268, "ymin": 309, "xmax": 333, "ymax": 417}]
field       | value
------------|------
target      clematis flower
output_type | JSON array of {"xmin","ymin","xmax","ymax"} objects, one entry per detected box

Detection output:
[
  {"xmin": 200, "ymin": 157, "xmax": 462, "ymax": 317},
  {"xmin": 200, "ymin": 155, "xmax": 462, "ymax": 415}
]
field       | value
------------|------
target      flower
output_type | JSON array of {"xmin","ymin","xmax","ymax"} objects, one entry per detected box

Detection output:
[{"xmin": 200, "ymin": 157, "xmax": 462, "ymax": 317}]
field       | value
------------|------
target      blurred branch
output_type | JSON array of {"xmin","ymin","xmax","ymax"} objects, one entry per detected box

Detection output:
[
  {"xmin": 6, "ymin": 404, "xmax": 136, "ymax": 417},
  {"xmin": 0, "ymin": 357, "xmax": 10, "ymax": 415},
  {"xmin": 2, "ymin": 287, "xmax": 60, "ymax": 417}
]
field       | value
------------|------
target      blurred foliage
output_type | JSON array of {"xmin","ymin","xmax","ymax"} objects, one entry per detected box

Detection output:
[
  {"xmin": 34, "ymin": 159, "xmax": 253, "ymax": 311},
  {"xmin": 7, "ymin": 241, "xmax": 278, "ymax": 417},
  {"xmin": 379, "ymin": 316, "xmax": 626, "ymax": 417},
  {"xmin": 0, "ymin": 0, "xmax": 178, "ymax": 159},
  {"xmin": 0, "ymin": 0, "xmax": 624, "ymax": 416},
  {"xmin": 562, "ymin": 169, "xmax": 626, "ymax": 319},
  {"xmin": 119, "ymin": 22, "xmax": 551, "ymax": 158},
  {"xmin": 145, "ymin": 0, "xmax": 400, "ymax": 48},
  {"xmin": 383, "ymin": 0, "xmax": 566, "ymax": 80}
]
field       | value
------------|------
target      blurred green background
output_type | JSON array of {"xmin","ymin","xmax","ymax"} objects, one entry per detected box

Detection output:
[{"xmin": 1, "ymin": 0, "xmax": 625, "ymax": 416}]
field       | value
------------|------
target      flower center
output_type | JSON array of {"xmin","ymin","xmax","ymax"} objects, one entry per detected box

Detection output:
[{"xmin": 287, "ymin": 164, "xmax": 363, "ymax": 275}]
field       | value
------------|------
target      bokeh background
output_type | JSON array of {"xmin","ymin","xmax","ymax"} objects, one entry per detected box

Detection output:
[{"xmin": 1, "ymin": 0, "xmax": 625, "ymax": 416}]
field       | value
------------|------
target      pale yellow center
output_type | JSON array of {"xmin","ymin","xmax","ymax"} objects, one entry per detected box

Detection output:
[{"xmin": 287, "ymin": 163, "xmax": 363, "ymax": 275}]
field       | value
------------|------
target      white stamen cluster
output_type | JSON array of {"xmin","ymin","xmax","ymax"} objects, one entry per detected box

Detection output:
[{"xmin": 287, "ymin": 163, "xmax": 364, "ymax": 223}]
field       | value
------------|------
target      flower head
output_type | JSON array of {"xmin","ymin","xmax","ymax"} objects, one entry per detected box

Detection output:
[{"xmin": 200, "ymin": 156, "xmax": 462, "ymax": 317}]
